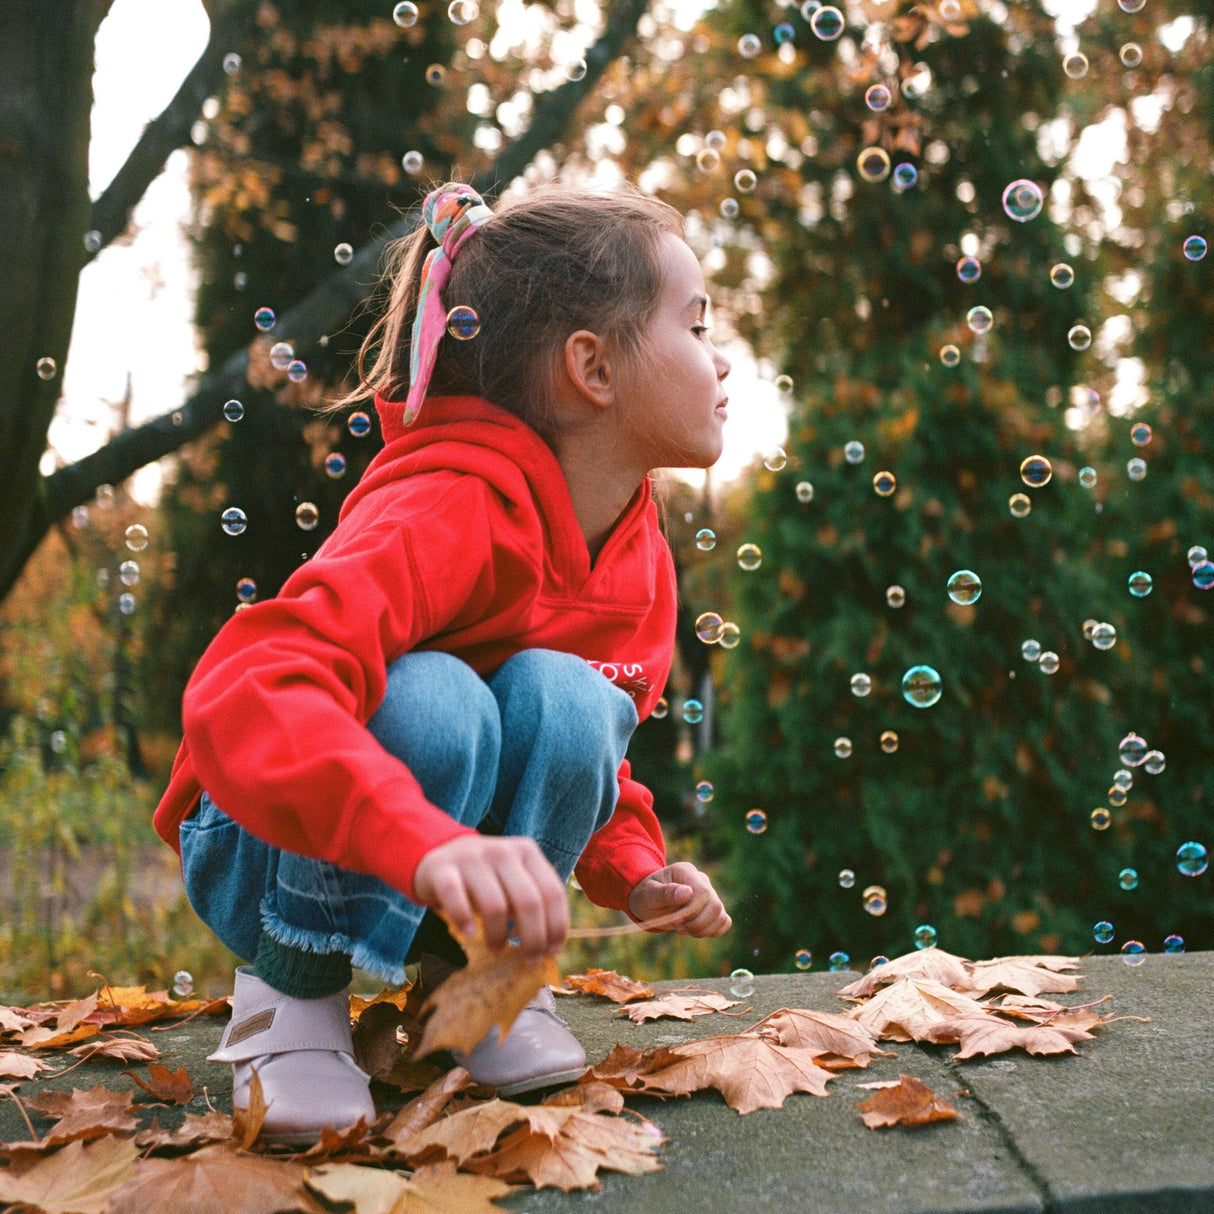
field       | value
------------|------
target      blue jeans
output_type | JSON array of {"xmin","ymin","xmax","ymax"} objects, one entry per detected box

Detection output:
[{"xmin": 178, "ymin": 649, "xmax": 639, "ymax": 985}]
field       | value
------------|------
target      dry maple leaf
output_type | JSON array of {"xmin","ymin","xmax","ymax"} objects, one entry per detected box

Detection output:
[
  {"xmin": 848, "ymin": 978, "xmax": 988, "ymax": 1043},
  {"xmin": 125, "ymin": 1062, "xmax": 194, "ymax": 1105},
  {"xmin": 582, "ymin": 1042, "xmax": 657, "ymax": 1090},
  {"xmin": 750, "ymin": 1007, "xmax": 891, "ymax": 1064},
  {"xmin": 0, "ymin": 1006, "xmax": 35, "ymax": 1036},
  {"xmin": 415, "ymin": 915, "xmax": 560, "ymax": 1059},
  {"xmin": 542, "ymin": 1080, "xmax": 624, "ymax": 1114},
  {"xmin": 307, "ymin": 1159, "xmax": 514, "ymax": 1214},
  {"xmin": 26, "ymin": 1084, "xmax": 139, "ymax": 1145},
  {"xmin": 963, "ymin": 955, "xmax": 1082, "ymax": 999},
  {"xmin": 856, "ymin": 1074, "xmax": 961, "ymax": 1129},
  {"xmin": 0, "ymin": 1050, "xmax": 46, "ymax": 1080},
  {"xmin": 68, "ymin": 1035, "xmax": 160, "ymax": 1063},
  {"xmin": 563, "ymin": 969, "xmax": 655, "ymax": 1004},
  {"xmin": 834, "ymin": 948, "xmax": 972, "ymax": 1000},
  {"xmin": 0, "ymin": 1134, "xmax": 137, "ymax": 1214},
  {"xmin": 107, "ymin": 1143, "xmax": 326, "ymax": 1214},
  {"xmin": 619, "ymin": 992, "xmax": 740, "ymax": 1023},
  {"xmin": 992, "ymin": 995, "xmax": 1113, "ymax": 1034},
  {"xmin": 926, "ymin": 1013, "xmax": 1096, "ymax": 1060},
  {"xmin": 382, "ymin": 1066, "xmax": 479, "ymax": 1146},
  {"xmin": 396, "ymin": 1098, "xmax": 566, "ymax": 1165},
  {"xmin": 349, "ymin": 987, "xmax": 417, "ymax": 1019},
  {"xmin": 232, "ymin": 1067, "xmax": 269, "ymax": 1150},
  {"xmin": 134, "ymin": 1111, "xmax": 235, "ymax": 1152}
]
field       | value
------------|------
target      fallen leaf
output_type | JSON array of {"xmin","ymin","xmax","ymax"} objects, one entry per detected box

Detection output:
[
  {"xmin": 583, "ymin": 1043, "xmax": 658, "ymax": 1090},
  {"xmin": 848, "ymin": 978, "xmax": 988, "ymax": 1042},
  {"xmin": 307, "ymin": 1159, "xmax": 514, "ymax": 1213},
  {"xmin": 395, "ymin": 1098, "xmax": 556, "ymax": 1165},
  {"xmin": 0, "ymin": 1134, "xmax": 138, "ymax": 1213},
  {"xmin": 68, "ymin": 1036, "xmax": 160, "ymax": 1063},
  {"xmin": 0, "ymin": 1006, "xmax": 36, "ymax": 1036},
  {"xmin": 125, "ymin": 1063, "xmax": 194, "ymax": 1105},
  {"xmin": 751, "ymin": 1007, "xmax": 891, "ymax": 1064},
  {"xmin": 349, "ymin": 987, "xmax": 416, "ymax": 1019},
  {"xmin": 926, "ymin": 1013, "xmax": 1095, "ymax": 1059},
  {"xmin": 542, "ymin": 1080, "xmax": 624, "ymax": 1113},
  {"xmin": 835, "ymin": 949, "xmax": 972, "ymax": 999},
  {"xmin": 381, "ymin": 1066, "xmax": 479, "ymax": 1146},
  {"xmin": 134, "ymin": 1111, "xmax": 235, "ymax": 1151},
  {"xmin": 563, "ymin": 969, "xmax": 654, "ymax": 1004},
  {"xmin": 301, "ymin": 1117, "xmax": 378, "ymax": 1160},
  {"xmin": 619, "ymin": 992, "xmax": 740, "ymax": 1023},
  {"xmin": 963, "ymin": 956, "xmax": 1083, "ymax": 998},
  {"xmin": 26, "ymin": 1084, "xmax": 139, "ymax": 1145},
  {"xmin": 0, "ymin": 1051, "xmax": 46, "ymax": 1080},
  {"xmin": 20, "ymin": 1023, "xmax": 102, "ymax": 1051},
  {"xmin": 233, "ymin": 1067, "xmax": 268, "ymax": 1150},
  {"xmin": 106, "ymin": 1143, "xmax": 325, "ymax": 1214},
  {"xmin": 415, "ymin": 915, "xmax": 560, "ymax": 1059},
  {"xmin": 857, "ymin": 1074, "xmax": 960, "ymax": 1128},
  {"xmin": 353, "ymin": 1001, "xmax": 422, "ymax": 1081}
]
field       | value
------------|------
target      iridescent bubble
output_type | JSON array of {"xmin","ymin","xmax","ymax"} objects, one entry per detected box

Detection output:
[
  {"xmin": 695, "ymin": 611, "xmax": 725, "ymax": 643},
  {"xmin": 1183, "ymin": 235, "xmax": 1208, "ymax": 262},
  {"xmin": 834, "ymin": 737, "xmax": 853, "ymax": 759},
  {"xmin": 947, "ymin": 569, "xmax": 982, "ymax": 605},
  {"xmin": 286, "ymin": 359, "xmax": 307, "ymax": 383},
  {"xmin": 1020, "ymin": 455, "xmax": 1053, "ymax": 487},
  {"xmin": 1021, "ymin": 639, "xmax": 1041, "ymax": 661},
  {"xmin": 1127, "ymin": 457, "xmax": 1147, "ymax": 482},
  {"xmin": 446, "ymin": 305, "xmax": 481, "ymax": 340},
  {"xmin": 844, "ymin": 440, "xmax": 865, "ymax": 464},
  {"xmin": 348, "ymin": 411, "xmax": 372, "ymax": 437},
  {"xmin": 1163, "ymin": 934, "xmax": 1185, "ymax": 954},
  {"xmin": 1050, "ymin": 263, "xmax": 1075, "ymax": 289},
  {"xmin": 775, "ymin": 374, "xmax": 794, "ymax": 393},
  {"xmin": 1176, "ymin": 841, "xmax": 1208, "ymax": 877},
  {"xmin": 1091, "ymin": 622, "xmax": 1117, "ymax": 651},
  {"xmin": 809, "ymin": 5, "xmax": 844, "ymax": 40},
  {"xmin": 718, "ymin": 621, "xmax": 741, "ymax": 649},
  {"xmin": 1108, "ymin": 786, "xmax": 1127, "ymax": 807},
  {"xmin": 236, "ymin": 577, "xmax": 257, "ymax": 602},
  {"xmin": 828, "ymin": 950, "xmax": 851, "ymax": 972},
  {"xmin": 223, "ymin": 52, "xmax": 242, "ymax": 75},
  {"xmin": 402, "ymin": 149, "xmax": 425, "ymax": 174},
  {"xmin": 223, "ymin": 399, "xmax": 244, "ymax": 422},
  {"xmin": 956, "ymin": 256, "xmax": 981, "ymax": 284},
  {"xmin": 293, "ymin": 502, "xmax": 318, "ymax": 531},
  {"xmin": 269, "ymin": 341, "xmax": 294, "ymax": 370},
  {"xmin": 879, "ymin": 730, "xmax": 899, "ymax": 753},
  {"xmin": 795, "ymin": 481, "xmax": 814, "ymax": 503},
  {"xmin": 696, "ymin": 147, "xmax": 721, "ymax": 173},
  {"xmin": 695, "ymin": 528, "xmax": 716, "ymax": 551},
  {"xmin": 862, "ymin": 885, "xmax": 888, "ymax": 916},
  {"xmin": 221, "ymin": 507, "xmax": 247, "ymax": 536},
  {"xmin": 902, "ymin": 664, "xmax": 942, "ymax": 708},
  {"xmin": 1142, "ymin": 750, "xmax": 1165, "ymax": 775},
  {"xmin": 737, "ymin": 543, "xmax": 762, "ymax": 571},
  {"xmin": 1127, "ymin": 571, "xmax": 1153, "ymax": 598},
  {"xmin": 764, "ymin": 447, "xmax": 788, "ymax": 472},
  {"xmin": 856, "ymin": 146, "xmax": 891, "ymax": 183},
  {"xmin": 939, "ymin": 0, "xmax": 961, "ymax": 17},
  {"xmin": 737, "ymin": 32, "xmax": 762, "ymax": 58},
  {"xmin": 1067, "ymin": 324, "xmax": 1092, "ymax": 351},
  {"xmin": 71, "ymin": 506, "xmax": 89, "ymax": 529},
  {"xmin": 1079, "ymin": 466, "xmax": 1097, "ymax": 489},
  {"xmin": 1188, "ymin": 545, "xmax": 1208, "ymax": 567},
  {"xmin": 838, "ymin": 869, "xmax": 856, "ymax": 888},
  {"xmin": 124, "ymin": 524, "xmax": 149, "ymax": 552},
  {"xmin": 1121, "ymin": 940, "xmax": 1146, "ymax": 966},
  {"xmin": 1009, "ymin": 493, "xmax": 1032, "ymax": 518},
  {"xmin": 651, "ymin": 697, "xmax": 669, "ymax": 720},
  {"xmin": 1119, "ymin": 42, "xmax": 1142, "ymax": 67},
  {"xmin": 850, "ymin": 673, "xmax": 872, "ymax": 697},
  {"xmin": 1090, "ymin": 807, "xmax": 1111, "ymax": 830},
  {"xmin": 1039, "ymin": 650, "xmax": 1060, "ymax": 674},
  {"xmin": 720, "ymin": 198, "xmax": 740, "ymax": 220},
  {"xmin": 448, "ymin": 0, "xmax": 478, "ymax": 22},
  {"xmin": 695, "ymin": 780, "xmax": 714, "ymax": 803},
  {"xmin": 562, "ymin": 57, "xmax": 588, "ymax": 81},
  {"xmin": 393, "ymin": 0, "xmax": 419, "ymax": 25},
  {"xmin": 1002, "ymin": 179, "xmax": 1044, "ymax": 222},
  {"xmin": 914, "ymin": 924, "xmax": 938, "ymax": 950},
  {"xmin": 1118, "ymin": 868, "xmax": 1139, "ymax": 891},
  {"xmin": 334, "ymin": 242, "xmax": 354, "ymax": 265},
  {"xmin": 1093, "ymin": 921, "xmax": 1114, "ymax": 944},
  {"xmin": 1130, "ymin": 422, "xmax": 1152, "ymax": 446},
  {"xmin": 84, "ymin": 229, "xmax": 102, "ymax": 253},
  {"xmin": 940, "ymin": 344, "xmax": 961, "ymax": 367},
  {"xmin": 1193, "ymin": 560, "xmax": 1214, "ymax": 590},
  {"xmin": 865, "ymin": 83, "xmax": 892, "ymax": 112},
  {"xmin": 116, "ymin": 562, "xmax": 138, "ymax": 590},
  {"xmin": 705, "ymin": 130, "xmax": 727, "ymax": 151},
  {"xmin": 892, "ymin": 162, "xmax": 918, "ymax": 190},
  {"xmin": 774, "ymin": 21, "xmax": 796, "ymax": 44},
  {"xmin": 966, "ymin": 305, "xmax": 993, "ymax": 334},
  {"xmin": 729, "ymin": 967, "xmax": 756, "ymax": 997},
  {"xmin": 1062, "ymin": 52, "xmax": 1088, "ymax": 79},
  {"xmin": 324, "ymin": 452, "xmax": 347, "ymax": 479},
  {"xmin": 35, "ymin": 356, "xmax": 57, "ymax": 380},
  {"xmin": 253, "ymin": 306, "xmax": 276, "ymax": 331},
  {"xmin": 734, "ymin": 169, "xmax": 757, "ymax": 193},
  {"xmin": 682, "ymin": 698, "xmax": 704, "ymax": 725},
  {"xmin": 1119, "ymin": 733, "xmax": 1148, "ymax": 766},
  {"xmin": 886, "ymin": 585, "xmax": 906, "ymax": 608},
  {"xmin": 794, "ymin": 948, "xmax": 813, "ymax": 970},
  {"xmin": 172, "ymin": 970, "xmax": 194, "ymax": 998},
  {"xmin": 745, "ymin": 809, "xmax": 768, "ymax": 835},
  {"xmin": 1113, "ymin": 770, "xmax": 1133, "ymax": 790},
  {"xmin": 870, "ymin": 955, "xmax": 890, "ymax": 969},
  {"xmin": 873, "ymin": 470, "xmax": 896, "ymax": 496}
]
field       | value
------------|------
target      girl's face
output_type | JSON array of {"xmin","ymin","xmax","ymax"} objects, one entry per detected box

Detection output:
[{"xmin": 616, "ymin": 235, "xmax": 731, "ymax": 471}]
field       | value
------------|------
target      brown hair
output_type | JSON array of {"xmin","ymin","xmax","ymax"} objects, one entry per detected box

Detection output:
[{"xmin": 336, "ymin": 181, "xmax": 685, "ymax": 441}]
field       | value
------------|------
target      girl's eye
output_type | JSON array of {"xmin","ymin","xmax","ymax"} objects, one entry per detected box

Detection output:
[{"xmin": 692, "ymin": 325, "xmax": 709, "ymax": 338}]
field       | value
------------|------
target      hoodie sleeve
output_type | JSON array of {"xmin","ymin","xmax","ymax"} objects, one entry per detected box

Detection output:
[{"xmin": 181, "ymin": 474, "xmax": 503, "ymax": 901}]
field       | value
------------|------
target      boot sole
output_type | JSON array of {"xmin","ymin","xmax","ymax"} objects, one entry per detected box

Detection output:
[{"xmin": 493, "ymin": 1065, "xmax": 589, "ymax": 1098}]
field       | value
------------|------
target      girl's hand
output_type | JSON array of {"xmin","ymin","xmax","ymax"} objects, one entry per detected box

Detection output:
[
  {"xmin": 413, "ymin": 835, "xmax": 569, "ymax": 963},
  {"xmin": 626, "ymin": 862, "xmax": 732, "ymax": 937}
]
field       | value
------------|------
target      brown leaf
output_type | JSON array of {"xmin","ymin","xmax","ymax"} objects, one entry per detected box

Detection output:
[
  {"xmin": 352, "ymin": 1001, "xmax": 420, "ymax": 1081},
  {"xmin": 301, "ymin": 1117, "xmax": 378, "ymax": 1160},
  {"xmin": 752, "ymin": 1007, "xmax": 891, "ymax": 1063},
  {"xmin": 619, "ymin": 992, "xmax": 740, "ymax": 1023},
  {"xmin": 963, "ymin": 955, "xmax": 1082, "ymax": 998},
  {"xmin": 381, "ymin": 1066, "xmax": 479, "ymax": 1146},
  {"xmin": 125, "ymin": 1063, "xmax": 194, "ymax": 1105},
  {"xmin": 379, "ymin": 1053, "xmax": 452, "ymax": 1094},
  {"xmin": 68, "ymin": 1036, "xmax": 160, "ymax": 1063},
  {"xmin": 26, "ymin": 1084, "xmax": 138, "ymax": 1145},
  {"xmin": 583, "ymin": 1042, "xmax": 659, "ymax": 1090},
  {"xmin": 395, "ymin": 1098, "xmax": 553, "ymax": 1165},
  {"xmin": 834, "ymin": 948, "xmax": 972, "ymax": 999},
  {"xmin": 134, "ymin": 1111, "xmax": 235, "ymax": 1151},
  {"xmin": 0, "ymin": 1006, "xmax": 36, "ymax": 1036},
  {"xmin": 857, "ymin": 1075, "xmax": 961, "ymax": 1129},
  {"xmin": 0, "ymin": 1050, "xmax": 46, "ymax": 1080},
  {"xmin": 0, "ymin": 1134, "xmax": 138, "ymax": 1213},
  {"xmin": 20, "ymin": 1023, "xmax": 102, "ymax": 1051},
  {"xmin": 307, "ymin": 1158, "xmax": 514, "ymax": 1213},
  {"xmin": 543, "ymin": 1080, "xmax": 624, "ymax": 1113},
  {"xmin": 563, "ymin": 969, "xmax": 655, "ymax": 1004},
  {"xmin": 415, "ymin": 915, "xmax": 561, "ymax": 1059},
  {"xmin": 926, "ymin": 1013, "xmax": 1095, "ymax": 1059},
  {"xmin": 349, "ymin": 986, "xmax": 417, "ymax": 1020},
  {"xmin": 107, "ymin": 1143, "xmax": 325, "ymax": 1214},
  {"xmin": 848, "ymin": 978, "xmax": 988, "ymax": 1042},
  {"xmin": 233, "ymin": 1067, "xmax": 268, "ymax": 1150}
]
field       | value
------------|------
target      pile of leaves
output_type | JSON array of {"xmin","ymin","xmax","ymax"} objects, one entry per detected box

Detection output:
[{"xmin": 0, "ymin": 947, "xmax": 1132, "ymax": 1212}]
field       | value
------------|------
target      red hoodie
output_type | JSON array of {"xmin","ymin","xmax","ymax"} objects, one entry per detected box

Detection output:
[{"xmin": 153, "ymin": 393, "xmax": 673, "ymax": 912}]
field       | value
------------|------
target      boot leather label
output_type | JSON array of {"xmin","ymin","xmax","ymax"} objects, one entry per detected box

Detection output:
[{"xmin": 225, "ymin": 1008, "xmax": 275, "ymax": 1046}]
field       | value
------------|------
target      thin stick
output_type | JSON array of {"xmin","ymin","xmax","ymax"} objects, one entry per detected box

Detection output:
[{"xmin": 1, "ymin": 1085, "xmax": 40, "ymax": 1143}]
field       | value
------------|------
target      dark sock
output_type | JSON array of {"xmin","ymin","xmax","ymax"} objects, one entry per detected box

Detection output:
[
  {"xmin": 404, "ymin": 910, "xmax": 467, "ymax": 969},
  {"xmin": 254, "ymin": 933, "xmax": 352, "ymax": 999}
]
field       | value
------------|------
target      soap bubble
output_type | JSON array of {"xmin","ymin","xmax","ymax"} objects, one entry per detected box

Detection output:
[
  {"xmin": 651, "ymin": 697, "xmax": 668, "ymax": 720},
  {"xmin": 295, "ymin": 502, "xmax": 319, "ymax": 531},
  {"xmin": 223, "ymin": 52, "xmax": 242, "ymax": 75},
  {"xmin": 1118, "ymin": 733, "xmax": 1148, "ymax": 765},
  {"xmin": 902, "ymin": 665, "xmax": 942, "ymax": 708},
  {"xmin": 763, "ymin": 447, "xmax": 788, "ymax": 472},
  {"xmin": 947, "ymin": 569, "xmax": 982, "ymax": 605},
  {"xmin": 913, "ymin": 924, "xmax": 938, "ymax": 950},
  {"xmin": 844, "ymin": 440, "xmax": 865, "ymax": 464},
  {"xmin": 966, "ymin": 305, "xmax": 993, "ymax": 334},
  {"xmin": 856, "ymin": 146, "xmax": 891, "ymax": 183},
  {"xmin": 865, "ymin": 83, "xmax": 892, "ymax": 112},
  {"xmin": 1113, "ymin": 770, "xmax": 1133, "ymax": 790},
  {"xmin": 940, "ymin": 344, "xmax": 961, "ymax": 367},
  {"xmin": 886, "ymin": 585, "xmax": 906, "ymax": 608},
  {"xmin": 1121, "ymin": 940, "xmax": 1146, "ymax": 966},
  {"xmin": 84, "ymin": 229, "xmax": 103, "ymax": 253},
  {"xmin": 448, "ymin": 0, "xmax": 478, "ymax": 22},
  {"xmin": 695, "ymin": 780, "xmax": 714, "ymax": 803},
  {"xmin": 1067, "ymin": 324, "xmax": 1092, "ymax": 351},
  {"xmin": 1079, "ymin": 466, "xmax": 1097, "ymax": 489},
  {"xmin": 695, "ymin": 611, "xmax": 725, "ymax": 643},
  {"xmin": 254, "ymin": 306, "xmax": 276, "ymax": 331},
  {"xmin": 324, "ymin": 452, "xmax": 347, "ymax": 479},
  {"xmin": 1188, "ymin": 545, "xmax": 1208, "ymax": 567},
  {"xmin": 892, "ymin": 163, "xmax": 918, "ymax": 191},
  {"xmin": 425, "ymin": 64, "xmax": 447, "ymax": 86},
  {"xmin": 873, "ymin": 471, "xmax": 897, "ymax": 497},
  {"xmin": 737, "ymin": 543, "xmax": 762, "ymax": 571},
  {"xmin": 1091, "ymin": 622, "xmax": 1117, "ymax": 650},
  {"xmin": 1021, "ymin": 639, "xmax": 1041, "ymax": 661},
  {"xmin": 745, "ymin": 809, "xmax": 768, "ymax": 835},
  {"xmin": 1039, "ymin": 650, "xmax": 1060, "ymax": 674},
  {"xmin": 1183, "ymin": 235, "xmax": 1208, "ymax": 261},
  {"xmin": 269, "ymin": 341, "xmax": 294, "ymax": 369},
  {"xmin": 1176, "ymin": 841, "xmax": 1208, "ymax": 877},
  {"xmin": 393, "ymin": 1, "xmax": 419, "ymax": 26},
  {"xmin": 236, "ymin": 577, "xmax": 257, "ymax": 602},
  {"xmin": 1002, "ymin": 179, "xmax": 1044, "ymax": 222},
  {"xmin": 286, "ymin": 359, "xmax": 307, "ymax": 383},
  {"xmin": 1050, "ymin": 263, "xmax": 1075, "ymax": 289},
  {"xmin": 774, "ymin": 22, "xmax": 796, "ymax": 45},
  {"xmin": 402, "ymin": 149, "xmax": 424, "ymax": 174},
  {"xmin": 1143, "ymin": 750, "xmax": 1165, "ymax": 775},
  {"xmin": 775, "ymin": 374, "xmax": 794, "ymax": 393},
  {"xmin": 117, "ymin": 593, "xmax": 136, "ymax": 615},
  {"xmin": 171, "ymin": 970, "xmax": 194, "ymax": 998},
  {"xmin": 446, "ymin": 305, "xmax": 481, "ymax": 340},
  {"xmin": 1193, "ymin": 560, "xmax": 1214, "ymax": 590},
  {"xmin": 124, "ymin": 524, "xmax": 149, "ymax": 552},
  {"xmin": 828, "ymin": 950, "xmax": 851, "ymax": 972},
  {"xmin": 36, "ymin": 356, "xmax": 57, "ymax": 380},
  {"xmin": 870, "ymin": 955, "xmax": 890, "ymax": 970},
  {"xmin": 795, "ymin": 481, "xmax": 814, "ymax": 503},
  {"xmin": 734, "ymin": 169, "xmax": 757, "ymax": 193},
  {"xmin": 682, "ymin": 698, "xmax": 704, "ymax": 724},
  {"xmin": 879, "ymin": 730, "xmax": 899, "ymax": 753},
  {"xmin": 1093, "ymin": 921, "xmax": 1114, "ymax": 944},
  {"xmin": 838, "ymin": 869, "xmax": 856, "ymax": 888},
  {"xmin": 1009, "ymin": 493, "xmax": 1032, "ymax": 518},
  {"xmin": 1062, "ymin": 52, "xmax": 1088, "ymax": 78},
  {"xmin": 834, "ymin": 737, "xmax": 853, "ymax": 759},
  {"xmin": 221, "ymin": 507, "xmax": 247, "ymax": 536},
  {"xmin": 718, "ymin": 622, "xmax": 741, "ymax": 649},
  {"xmin": 1127, "ymin": 458, "xmax": 1147, "ymax": 482},
  {"xmin": 695, "ymin": 527, "xmax": 717, "ymax": 551},
  {"xmin": 956, "ymin": 256, "xmax": 981, "ymax": 284},
  {"xmin": 1130, "ymin": 422, "xmax": 1152, "ymax": 446},
  {"xmin": 809, "ymin": 5, "xmax": 844, "ymax": 40},
  {"xmin": 729, "ymin": 967, "xmax": 755, "ymax": 997},
  {"xmin": 862, "ymin": 885, "xmax": 888, "ymax": 915},
  {"xmin": 794, "ymin": 948, "xmax": 813, "ymax": 970},
  {"xmin": 223, "ymin": 399, "xmax": 244, "ymax": 422},
  {"xmin": 850, "ymin": 673, "xmax": 872, "ymax": 697},
  {"xmin": 333, "ymin": 242, "xmax": 354, "ymax": 265},
  {"xmin": 1118, "ymin": 868, "xmax": 1139, "ymax": 891},
  {"xmin": 1108, "ymin": 787, "xmax": 1127, "ymax": 807},
  {"xmin": 562, "ymin": 57, "xmax": 588, "ymax": 81},
  {"xmin": 737, "ymin": 32, "xmax": 762, "ymax": 57},
  {"xmin": 705, "ymin": 130, "xmax": 726, "ymax": 150},
  {"xmin": 1090, "ymin": 807, "xmax": 1110, "ymax": 830},
  {"xmin": 1119, "ymin": 42, "xmax": 1142, "ymax": 67},
  {"xmin": 1019, "ymin": 455, "xmax": 1053, "ymax": 487},
  {"xmin": 1128, "ymin": 571, "xmax": 1153, "ymax": 597},
  {"xmin": 348, "ymin": 411, "xmax": 372, "ymax": 437},
  {"xmin": 1163, "ymin": 934, "xmax": 1185, "ymax": 954},
  {"xmin": 720, "ymin": 198, "xmax": 740, "ymax": 220}
]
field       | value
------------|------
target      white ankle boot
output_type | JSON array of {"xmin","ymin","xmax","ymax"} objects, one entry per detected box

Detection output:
[
  {"xmin": 208, "ymin": 967, "xmax": 376, "ymax": 1145},
  {"xmin": 453, "ymin": 986, "xmax": 586, "ymax": 1097}
]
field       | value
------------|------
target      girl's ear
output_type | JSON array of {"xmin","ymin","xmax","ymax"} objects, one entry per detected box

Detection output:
[{"xmin": 562, "ymin": 330, "xmax": 614, "ymax": 409}]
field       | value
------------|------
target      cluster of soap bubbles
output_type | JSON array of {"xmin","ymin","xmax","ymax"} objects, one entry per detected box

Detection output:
[{"xmin": 695, "ymin": 610, "xmax": 741, "ymax": 649}]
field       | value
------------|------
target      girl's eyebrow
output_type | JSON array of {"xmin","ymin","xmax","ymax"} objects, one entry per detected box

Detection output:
[{"xmin": 686, "ymin": 293, "xmax": 709, "ymax": 313}]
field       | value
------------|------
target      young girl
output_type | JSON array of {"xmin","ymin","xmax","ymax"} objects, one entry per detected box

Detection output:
[{"xmin": 154, "ymin": 181, "xmax": 733, "ymax": 1143}]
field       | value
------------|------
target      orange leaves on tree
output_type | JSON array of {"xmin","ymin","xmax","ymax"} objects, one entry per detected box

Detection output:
[
  {"xmin": 856, "ymin": 1075, "xmax": 961, "ymax": 1129},
  {"xmin": 563, "ymin": 968, "xmax": 654, "ymax": 1004}
]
